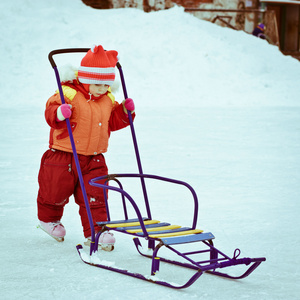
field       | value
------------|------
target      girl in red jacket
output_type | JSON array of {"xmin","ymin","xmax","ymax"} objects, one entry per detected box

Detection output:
[{"xmin": 37, "ymin": 45, "xmax": 135, "ymax": 250}]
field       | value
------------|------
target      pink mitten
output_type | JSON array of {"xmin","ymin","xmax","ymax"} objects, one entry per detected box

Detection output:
[
  {"xmin": 123, "ymin": 98, "xmax": 135, "ymax": 114},
  {"xmin": 56, "ymin": 104, "xmax": 72, "ymax": 122}
]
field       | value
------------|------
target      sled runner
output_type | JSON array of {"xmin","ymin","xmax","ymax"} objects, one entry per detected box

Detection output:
[{"xmin": 49, "ymin": 48, "xmax": 266, "ymax": 289}]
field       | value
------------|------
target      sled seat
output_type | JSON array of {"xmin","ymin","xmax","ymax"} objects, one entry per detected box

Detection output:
[
  {"xmin": 97, "ymin": 218, "xmax": 213, "ymax": 245},
  {"xmin": 83, "ymin": 173, "xmax": 266, "ymax": 289}
]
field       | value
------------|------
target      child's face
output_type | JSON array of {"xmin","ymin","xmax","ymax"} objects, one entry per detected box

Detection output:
[{"xmin": 89, "ymin": 84, "xmax": 109, "ymax": 97}]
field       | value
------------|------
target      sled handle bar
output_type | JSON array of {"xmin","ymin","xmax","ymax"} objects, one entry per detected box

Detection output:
[
  {"xmin": 48, "ymin": 48, "xmax": 96, "ymax": 241},
  {"xmin": 49, "ymin": 48, "xmax": 123, "ymax": 70},
  {"xmin": 48, "ymin": 48, "xmax": 90, "ymax": 68},
  {"xmin": 48, "ymin": 48, "xmax": 152, "ymax": 247},
  {"xmin": 49, "ymin": 47, "xmax": 151, "ymax": 219}
]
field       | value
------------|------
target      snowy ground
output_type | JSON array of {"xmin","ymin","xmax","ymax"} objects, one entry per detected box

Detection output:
[{"xmin": 1, "ymin": 1, "xmax": 300, "ymax": 299}]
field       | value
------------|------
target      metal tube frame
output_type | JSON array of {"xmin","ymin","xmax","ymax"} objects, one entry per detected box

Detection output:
[{"xmin": 49, "ymin": 48, "xmax": 266, "ymax": 289}]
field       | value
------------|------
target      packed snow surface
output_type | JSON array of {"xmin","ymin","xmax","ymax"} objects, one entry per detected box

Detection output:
[{"xmin": 1, "ymin": 1, "xmax": 300, "ymax": 299}]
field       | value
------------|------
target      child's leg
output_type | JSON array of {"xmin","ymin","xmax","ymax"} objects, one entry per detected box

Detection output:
[
  {"xmin": 74, "ymin": 154, "xmax": 108, "ymax": 238},
  {"xmin": 37, "ymin": 149, "xmax": 74, "ymax": 222}
]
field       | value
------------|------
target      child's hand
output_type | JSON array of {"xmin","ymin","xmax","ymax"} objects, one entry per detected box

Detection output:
[
  {"xmin": 56, "ymin": 104, "xmax": 72, "ymax": 122},
  {"xmin": 123, "ymin": 98, "xmax": 135, "ymax": 114}
]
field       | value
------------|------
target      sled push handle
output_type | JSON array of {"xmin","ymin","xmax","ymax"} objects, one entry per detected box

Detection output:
[
  {"xmin": 48, "ymin": 48, "xmax": 90, "ymax": 68},
  {"xmin": 116, "ymin": 63, "xmax": 152, "ymax": 219},
  {"xmin": 48, "ymin": 48, "xmax": 96, "ymax": 241},
  {"xmin": 48, "ymin": 48, "xmax": 152, "ymax": 246}
]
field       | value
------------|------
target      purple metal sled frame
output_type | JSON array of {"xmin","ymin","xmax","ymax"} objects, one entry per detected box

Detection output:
[{"xmin": 49, "ymin": 48, "xmax": 266, "ymax": 289}]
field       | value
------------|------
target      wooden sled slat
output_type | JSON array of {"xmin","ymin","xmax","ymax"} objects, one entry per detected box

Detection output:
[
  {"xmin": 97, "ymin": 217, "xmax": 147, "ymax": 226},
  {"xmin": 114, "ymin": 222, "xmax": 171, "ymax": 232},
  {"xmin": 160, "ymin": 232, "xmax": 215, "ymax": 245},
  {"xmin": 134, "ymin": 227, "xmax": 193, "ymax": 236},
  {"xmin": 126, "ymin": 224, "xmax": 181, "ymax": 233},
  {"xmin": 106, "ymin": 219, "xmax": 160, "ymax": 228},
  {"xmin": 149, "ymin": 229, "xmax": 203, "ymax": 238}
]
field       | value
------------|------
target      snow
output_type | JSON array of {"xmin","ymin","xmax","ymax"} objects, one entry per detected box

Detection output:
[{"xmin": 1, "ymin": 0, "xmax": 300, "ymax": 299}]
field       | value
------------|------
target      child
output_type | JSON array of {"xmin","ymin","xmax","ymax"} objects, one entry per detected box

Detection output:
[
  {"xmin": 252, "ymin": 23, "xmax": 266, "ymax": 40},
  {"xmin": 37, "ymin": 45, "xmax": 135, "ymax": 250}
]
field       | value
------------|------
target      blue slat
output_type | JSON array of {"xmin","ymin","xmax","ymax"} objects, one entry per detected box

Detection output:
[{"xmin": 161, "ymin": 232, "xmax": 215, "ymax": 245}]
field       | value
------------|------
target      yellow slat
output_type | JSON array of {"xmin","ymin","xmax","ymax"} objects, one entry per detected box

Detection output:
[
  {"xmin": 149, "ymin": 229, "xmax": 203, "ymax": 238},
  {"xmin": 106, "ymin": 220, "xmax": 160, "ymax": 228},
  {"xmin": 126, "ymin": 225, "xmax": 181, "ymax": 234}
]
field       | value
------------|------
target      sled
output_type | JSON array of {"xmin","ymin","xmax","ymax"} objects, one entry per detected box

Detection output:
[{"xmin": 48, "ymin": 48, "xmax": 266, "ymax": 289}]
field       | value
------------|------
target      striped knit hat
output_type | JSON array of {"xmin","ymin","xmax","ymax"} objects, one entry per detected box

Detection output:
[{"xmin": 78, "ymin": 45, "xmax": 118, "ymax": 85}]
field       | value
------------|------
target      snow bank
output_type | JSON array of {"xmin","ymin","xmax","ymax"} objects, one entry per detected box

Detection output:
[{"xmin": 1, "ymin": 0, "xmax": 299, "ymax": 109}]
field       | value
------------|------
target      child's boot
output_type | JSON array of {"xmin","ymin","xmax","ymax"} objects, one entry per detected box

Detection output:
[
  {"xmin": 38, "ymin": 221, "xmax": 66, "ymax": 242},
  {"xmin": 99, "ymin": 231, "xmax": 115, "ymax": 251},
  {"xmin": 84, "ymin": 231, "xmax": 115, "ymax": 251}
]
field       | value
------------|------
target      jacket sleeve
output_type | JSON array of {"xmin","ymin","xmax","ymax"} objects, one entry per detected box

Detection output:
[
  {"xmin": 45, "ymin": 93, "xmax": 69, "ymax": 129},
  {"xmin": 109, "ymin": 101, "xmax": 135, "ymax": 132}
]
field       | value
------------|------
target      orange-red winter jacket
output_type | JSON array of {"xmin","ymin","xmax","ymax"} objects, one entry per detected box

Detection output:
[{"xmin": 45, "ymin": 81, "xmax": 135, "ymax": 156}]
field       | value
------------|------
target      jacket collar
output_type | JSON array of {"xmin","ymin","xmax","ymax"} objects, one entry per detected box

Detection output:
[{"xmin": 61, "ymin": 79, "xmax": 107, "ymax": 101}]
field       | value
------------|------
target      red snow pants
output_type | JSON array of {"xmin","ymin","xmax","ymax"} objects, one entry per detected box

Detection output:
[{"xmin": 37, "ymin": 149, "xmax": 108, "ymax": 238}]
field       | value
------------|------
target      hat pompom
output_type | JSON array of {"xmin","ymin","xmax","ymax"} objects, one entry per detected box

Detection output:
[
  {"xmin": 91, "ymin": 44, "xmax": 104, "ymax": 54},
  {"xmin": 91, "ymin": 45, "xmax": 97, "ymax": 53}
]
